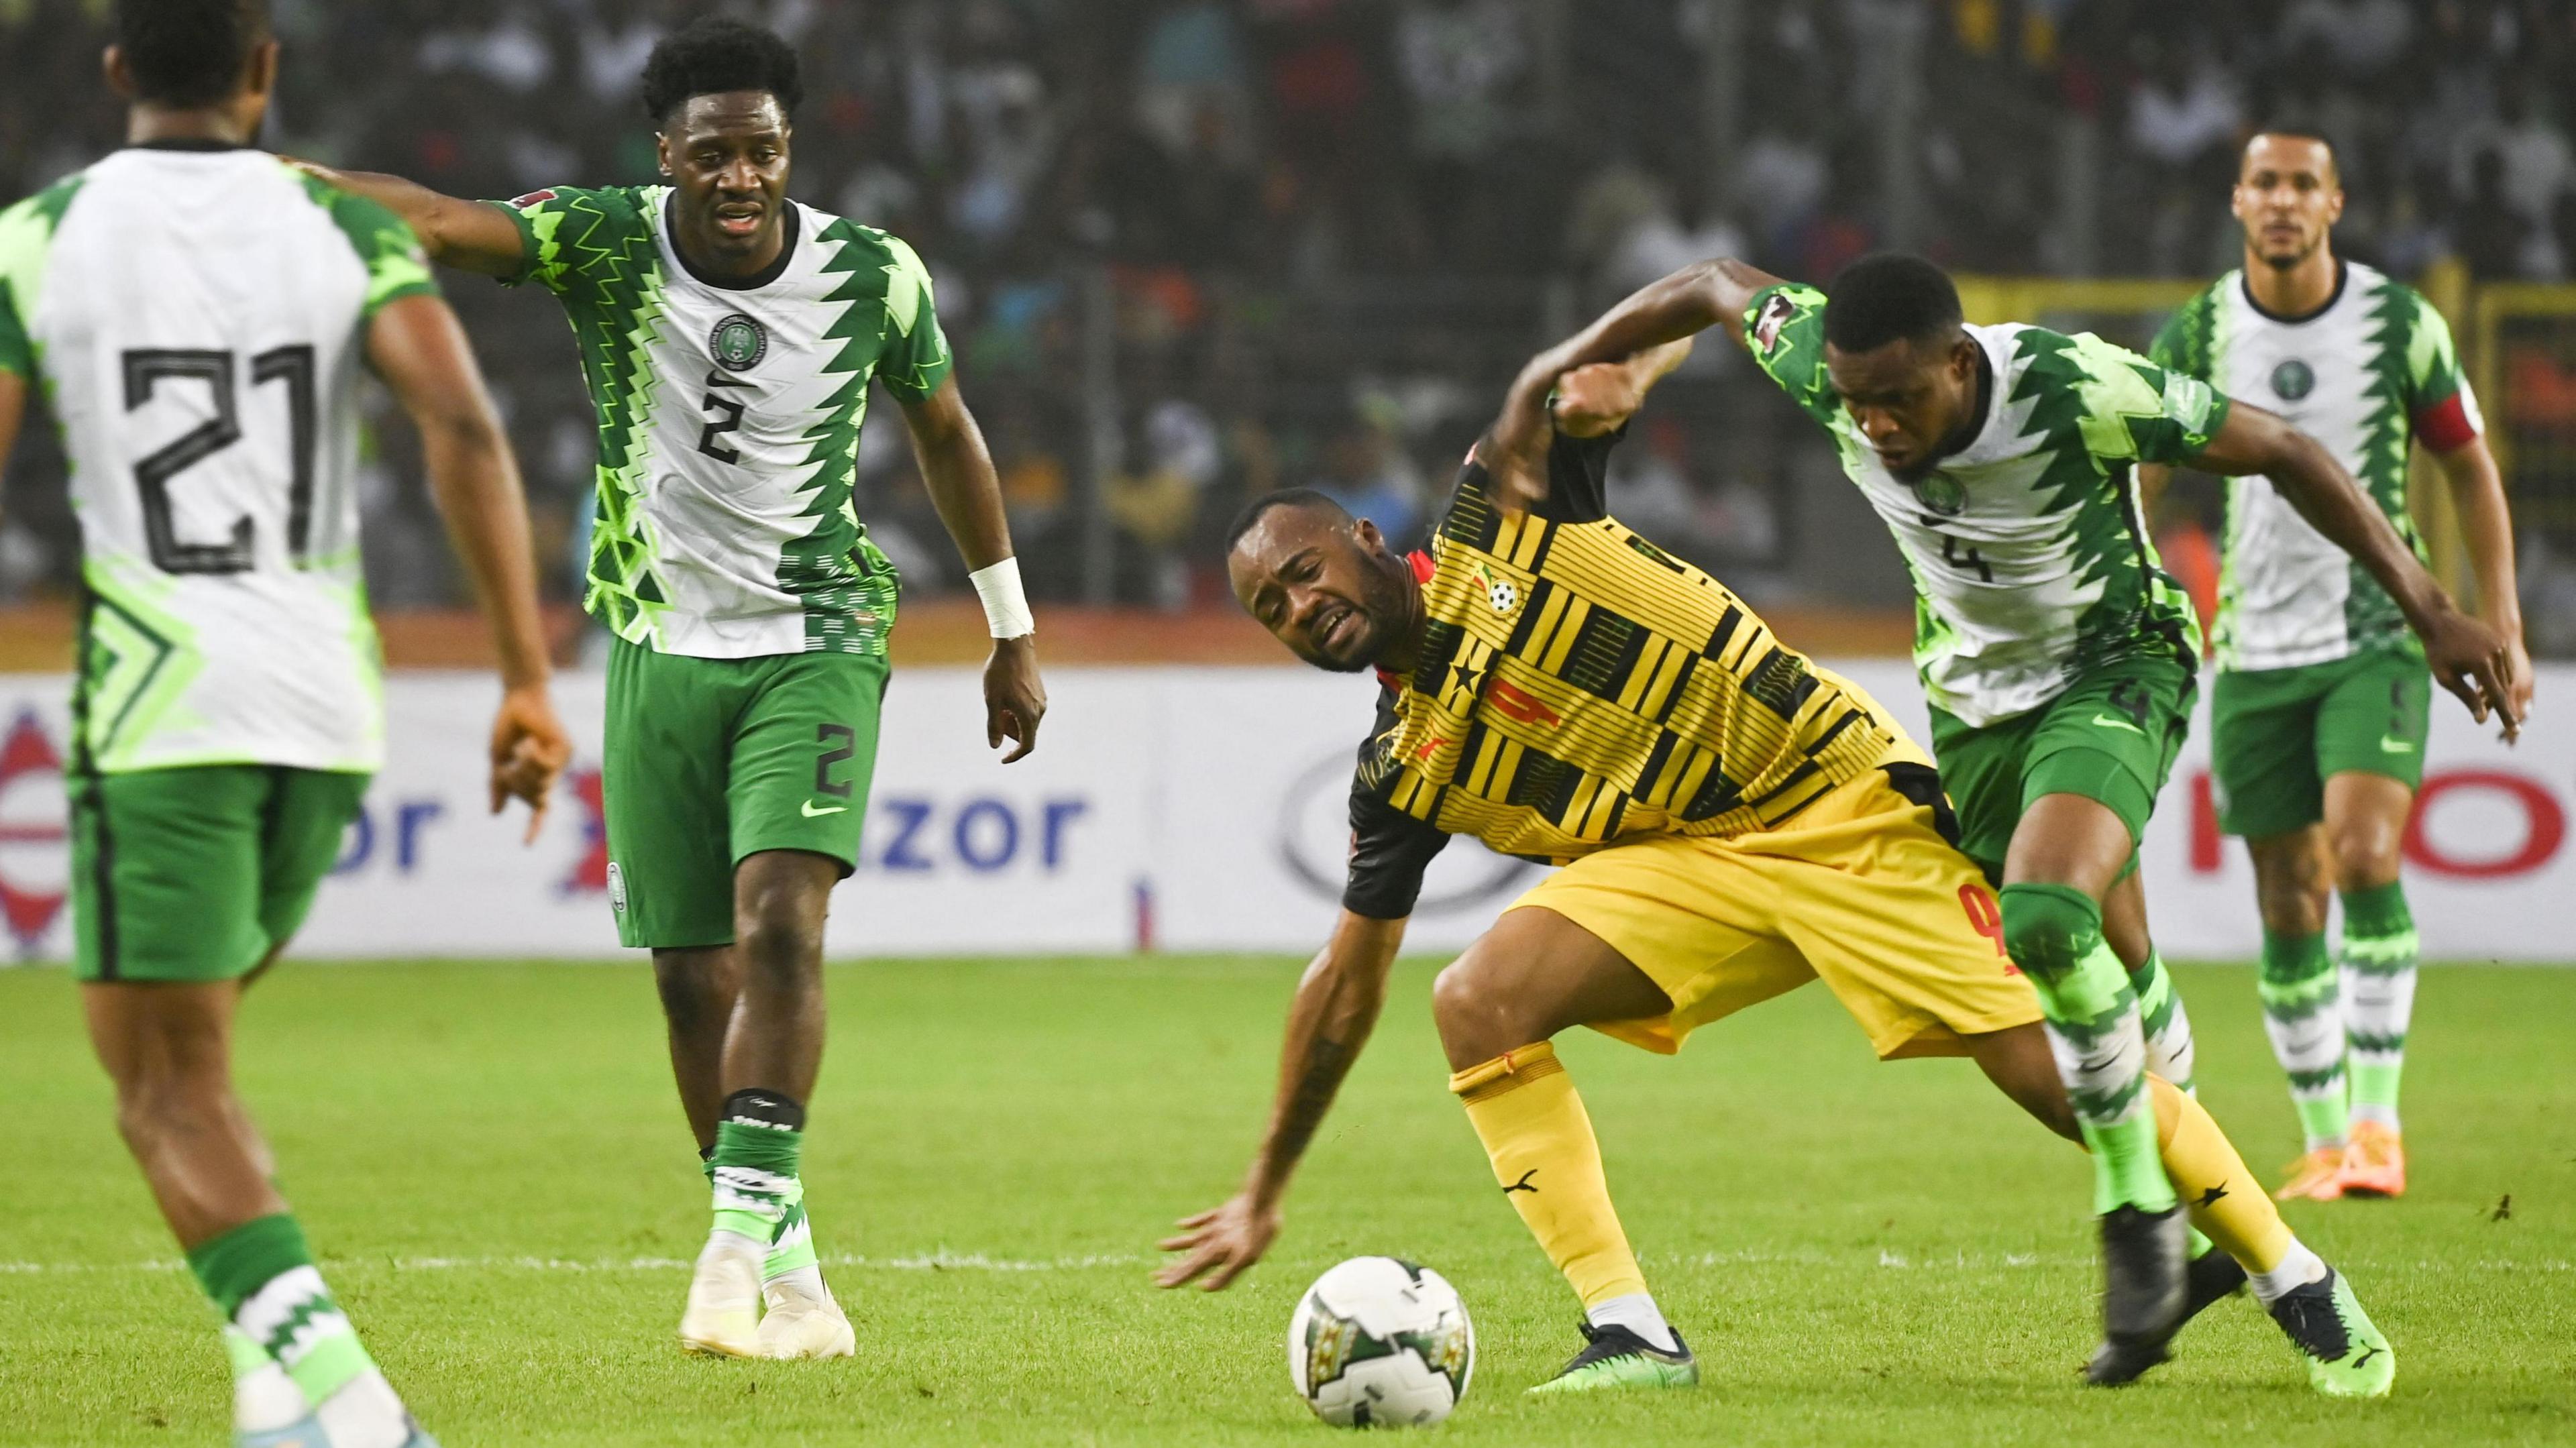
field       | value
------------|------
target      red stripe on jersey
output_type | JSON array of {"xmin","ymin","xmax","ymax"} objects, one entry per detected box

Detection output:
[
  {"xmin": 1375, "ymin": 551, "xmax": 1439, "ymax": 693},
  {"xmin": 2416, "ymin": 391, "xmax": 2479, "ymax": 453},
  {"xmin": 510, "ymin": 188, "xmax": 558, "ymax": 207}
]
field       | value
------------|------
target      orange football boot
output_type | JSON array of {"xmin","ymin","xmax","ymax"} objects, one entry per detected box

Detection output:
[
  {"xmin": 2275, "ymin": 1147, "xmax": 2347, "ymax": 1202},
  {"xmin": 2340, "ymin": 1121, "xmax": 2406, "ymax": 1198}
]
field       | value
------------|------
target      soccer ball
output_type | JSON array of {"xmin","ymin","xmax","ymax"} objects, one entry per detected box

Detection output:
[{"xmin": 1287, "ymin": 1257, "xmax": 1474, "ymax": 1428}]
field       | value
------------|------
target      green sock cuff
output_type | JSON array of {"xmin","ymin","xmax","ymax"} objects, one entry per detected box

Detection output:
[
  {"xmin": 186, "ymin": 1215, "xmax": 312, "ymax": 1319},
  {"xmin": 713, "ymin": 1119, "xmax": 803, "ymax": 1178},
  {"xmin": 2339, "ymin": 881, "xmax": 2412, "ymax": 938},
  {"xmin": 2259, "ymin": 930, "xmax": 2332, "ymax": 983}
]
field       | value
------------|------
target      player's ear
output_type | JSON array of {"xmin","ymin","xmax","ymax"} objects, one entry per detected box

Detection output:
[
  {"xmin": 102, "ymin": 44, "xmax": 136, "ymax": 102},
  {"xmin": 654, "ymin": 128, "xmax": 673, "ymax": 178},
  {"xmin": 242, "ymin": 40, "xmax": 279, "ymax": 101},
  {"xmin": 1354, "ymin": 518, "xmax": 1386, "ymax": 555}
]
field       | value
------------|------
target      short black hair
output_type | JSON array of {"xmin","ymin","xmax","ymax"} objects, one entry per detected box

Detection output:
[
  {"xmin": 641, "ymin": 16, "xmax": 803, "ymax": 126},
  {"xmin": 1225, "ymin": 489, "xmax": 1350, "ymax": 554},
  {"xmin": 1822, "ymin": 253, "xmax": 1965, "ymax": 353},
  {"xmin": 115, "ymin": 0, "xmax": 269, "ymax": 109},
  {"xmin": 2244, "ymin": 127, "xmax": 2341, "ymax": 182}
]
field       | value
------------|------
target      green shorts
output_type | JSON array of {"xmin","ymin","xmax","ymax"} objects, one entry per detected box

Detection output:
[
  {"xmin": 71, "ymin": 765, "xmax": 367, "ymax": 983},
  {"xmin": 603, "ymin": 638, "xmax": 890, "ymax": 950},
  {"xmin": 1927, "ymin": 654, "xmax": 2196, "ymax": 883},
  {"xmin": 2211, "ymin": 649, "xmax": 2431, "ymax": 840}
]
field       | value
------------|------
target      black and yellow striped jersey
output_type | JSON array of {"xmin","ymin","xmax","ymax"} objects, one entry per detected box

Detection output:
[{"xmin": 1342, "ymin": 428, "xmax": 1915, "ymax": 919}]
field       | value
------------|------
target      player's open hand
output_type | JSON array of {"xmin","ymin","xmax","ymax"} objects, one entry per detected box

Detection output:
[
  {"xmin": 985, "ymin": 634, "xmax": 1046, "ymax": 763},
  {"xmin": 2418, "ymin": 602, "xmax": 2522, "ymax": 740},
  {"xmin": 1157, "ymin": 1191, "xmax": 1281, "ymax": 1292},
  {"xmin": 488, "ymin": 683, "xmax": 572, "ymax": 843}
]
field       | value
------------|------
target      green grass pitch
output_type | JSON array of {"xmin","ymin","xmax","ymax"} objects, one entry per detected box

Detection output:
[{"xmin": 3, "ymin": 958, "xmax": 2571, "ymax": 1446}]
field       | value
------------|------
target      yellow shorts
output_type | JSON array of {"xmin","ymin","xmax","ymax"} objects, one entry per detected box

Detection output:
[{"xmin": 1511, "ymin": 763, "xmax": 2043, "ymax": 1060}]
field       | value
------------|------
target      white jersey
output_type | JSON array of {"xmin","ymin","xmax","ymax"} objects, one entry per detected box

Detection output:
[
  {"xmin": 491, "ymin": 185, "xmax": 949, "ymax": 659},
  {"xmin": 0, "ymin": 145, "xmax": 437, "ymax": 773},
  {"xmin": 2151, "ymin": 261, "xmax": 2483, "ymax": 673},
  {"xmin": 1746, "ymin": 284, "xmax": 2220, "ymax": 726}
]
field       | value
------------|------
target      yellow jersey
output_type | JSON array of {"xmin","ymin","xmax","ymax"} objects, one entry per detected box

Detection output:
[{"xmin": 1342, "ymin": 429, "xmax": 1917, "ymax": 917}]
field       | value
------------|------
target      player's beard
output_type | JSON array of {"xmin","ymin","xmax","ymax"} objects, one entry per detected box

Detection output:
[
  {"xmin": 1301, "ymin": 561, "xmax": 1413, "ymax": 674},
  {"xmin": 2259, "ymin": 229, "xmax": 2320, "ymax": 270}
]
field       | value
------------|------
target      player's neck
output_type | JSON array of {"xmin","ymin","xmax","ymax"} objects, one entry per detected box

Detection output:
[
  {"xmin": 127, "ymin": 105, "xmax": 256, "ymax": 149},
  {"xmin": 2243, "ymin": 242, "xmax": 2340, "ymax": 320}
]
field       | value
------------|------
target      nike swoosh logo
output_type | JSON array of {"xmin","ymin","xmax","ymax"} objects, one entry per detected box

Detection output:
[
  {"xmin": 2379, "ymin": 736, "xmax": 2413, "ymax": 753},
  {"xmin": 2091, "ymin": 714, "xmax": 2145, "ymax": 735},
  {"xmin": 800, "ymin": 800, "xmax": 849, "ymax": 817}
]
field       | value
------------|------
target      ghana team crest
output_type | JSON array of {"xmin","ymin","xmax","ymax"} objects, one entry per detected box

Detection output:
[
  {"xmin": 710, "ymin": 313, "xmax": 769, "ymax": 370},
  {"xmin": 1470, "ymin": 561, "xmax": 1517, "ymax": 614},
  {"xmin": 2271, "ymin": 359, "xmax": 2314, "ymax": 402}
]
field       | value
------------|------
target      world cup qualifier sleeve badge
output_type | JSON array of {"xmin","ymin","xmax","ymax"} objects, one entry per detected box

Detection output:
[{"xmin": 710, "ymin": 313, "xmax": 769, "ymax": 371}]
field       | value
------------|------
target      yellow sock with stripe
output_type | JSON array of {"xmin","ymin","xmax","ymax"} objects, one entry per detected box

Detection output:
[
  {"xmin": 2148, "ymin": 1076, "xmax": 2298, "ymax": 1275},
  {"xmin": 1450, "ymin": 1042, "xmax": 1670, "ymax": 1347}
]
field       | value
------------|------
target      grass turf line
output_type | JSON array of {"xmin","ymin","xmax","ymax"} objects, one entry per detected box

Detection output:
[{"xmin": 2, "ymin": 959, "xmax": 2569, "ymax": 1447}]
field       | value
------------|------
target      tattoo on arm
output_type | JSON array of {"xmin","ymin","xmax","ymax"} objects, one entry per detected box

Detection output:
[{"xmin": 1272, "ymin": 1036, "xmax": 1354, "ymax": 1166}]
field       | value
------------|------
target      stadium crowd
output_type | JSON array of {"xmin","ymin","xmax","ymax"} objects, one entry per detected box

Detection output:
[{"xmin": 3, "ymin": 0, "xmax": 2573, "ymax": 631}]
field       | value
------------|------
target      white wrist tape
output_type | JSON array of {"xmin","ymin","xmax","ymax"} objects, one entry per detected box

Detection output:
[{"xmin": 969, "ymin": 557, "xmax": 1036, "ymax": 638}]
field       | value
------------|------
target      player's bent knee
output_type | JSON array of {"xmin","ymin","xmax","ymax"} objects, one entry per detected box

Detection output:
[
  {"xmin": 1996, "ymin": 882, "xmax": 2100, "ymax": 980},
  {"xmin": 1430, "ymin": 958, "xmax": 1544, "ymax": 1066}
]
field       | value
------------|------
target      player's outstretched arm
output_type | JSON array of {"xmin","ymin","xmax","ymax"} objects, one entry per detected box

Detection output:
[
  {"xmin": 898, "ymin": 377, "xmax": 1046, "ymax": 761},
  {"xmin": 289, "ymin": 162, "xmax": 529, "ymax": 278},
  {"xmin": 1157, "ymin": 910, "xmax": 1409, "ymax": 1291},
  {"xmin": 2193, "ymin": 400, "xmax": 2520, "ymax": 734},
  {"xmin": 1483, "ymin": 259, "xmax": 1782, "ymax": 510},
  {"xmin": 2434, "ymin": 435, "xmax": 2534, "ymax": 727},
  {"xmin": 367, "ymin": 293, "xmax": 572, "ymax": 835}
]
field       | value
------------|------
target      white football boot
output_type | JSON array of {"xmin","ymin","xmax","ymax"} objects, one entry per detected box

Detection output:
[
  {"xmin": 677, "ymin": 1230, "xmax": 767, "ymax": 1357},
  {"xmin": 755, "ymin": 1271, "xmax": 856, "ymax": 1359}
]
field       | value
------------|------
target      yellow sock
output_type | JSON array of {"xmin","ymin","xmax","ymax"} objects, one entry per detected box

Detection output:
[
  {"xmin": 2150, "ymin": 1076, "xmax": 2292, "ymax": 1274},
  {"xmin": 1450, "ymin": 1042, "xmax": 1648, "ymax": 1308}
]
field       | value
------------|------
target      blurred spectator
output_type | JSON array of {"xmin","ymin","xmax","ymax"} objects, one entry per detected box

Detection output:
[
  {"xmin": 1309, "ymin": 421, "xmax": 1427, "ymax": 551},
  {"xmin": 2457, "ymin": 149, "xmax": 2530, "ymax": 278}
]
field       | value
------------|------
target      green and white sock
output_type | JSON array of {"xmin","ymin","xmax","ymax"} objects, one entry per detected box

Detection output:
[
  {"xmin": 2259, "ymin": 930, "xmax": 2349, "ymax": 1151},
  {"xmin": 2339, "ymin": 883, "xmax": 2419, "ymax": 1132},
  {"xmin": 710, "ymin": 1090, "xmax": 805, "ymax": 1245},
  {"xmin": 2127, "ymin": 947, "xmax": 2198, "ymax": 1095},
  {"xmin": 223, "ymin": 1326, "xmax": 307, "ymax": 1433},
  {"xmin": 2000, "ymin": 883, "xmax": 2176, "ymax": 1215},
  {"xmin": 189, "ymin": 1215, "xmax": 407, "ymax": 1443},
  {"xmin": 703, "ymin": 1145, "xmax": 819, "ymax": 1284}
]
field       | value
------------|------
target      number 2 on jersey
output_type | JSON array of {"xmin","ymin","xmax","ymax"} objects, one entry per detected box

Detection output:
[{"xmin": 121, "ymin": 345, "xmax": 317, "ymax": 575}]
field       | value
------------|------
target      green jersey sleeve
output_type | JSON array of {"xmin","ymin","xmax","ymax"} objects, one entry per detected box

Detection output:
[
  {"xmin": 1741, "ymin": 282, "xmax": 1839, "ymax": 424},
  {"xmin": 2146, "ymin": 284, "xmax": 2219, "ymax": 382},
  {"xmin": 484, "ymin": 184, "xmax": 655, "ymax": 299},
  {"xmin": 0, "ymin": 176, "xmax": 85, "ymax": 378},
  {"xmin": 291, "ymin": 169, "xmax": 439, "ymax": 317},
  {"xmin": 2060, "ymin": 330, "xmax": 2231, "ymax": 466},
  {"xmin": 871, "ymin": 232, "xmax": 952, "ymax": 402},
  {"xmin": 2398, "ymin": 288, "xmax": 2484, "ymax": 449}
]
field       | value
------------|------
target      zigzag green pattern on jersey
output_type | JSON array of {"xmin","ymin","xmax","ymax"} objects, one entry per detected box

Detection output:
[
  {"xmin": 286, "ymin": 168, "xmax": 436, "ymax": 313},
  {"xmin": 2004, "ymin": 331, "xmax": 2196, "ymax": 670},
  {"xmin": 2347, "ymin": 279, "xmax": 2429, "ymax": 654},
  {"xmin": 780, "ymin": 217, "xmax": 904, "ymax": 655},
  {"xmin": 79, "ymin": 560, "xmax": 204, "ymax": 770},
  {"xmin": 538, "ymin": 191, "xmax": 675, "ymax": 645},
  {"xmin": 0, "ymin": 174, "xmax": 87, "ymax": 376}
]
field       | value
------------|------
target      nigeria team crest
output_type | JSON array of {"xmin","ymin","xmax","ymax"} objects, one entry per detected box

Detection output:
[
  {"xmin": 710, "ymin": 313, "xmax": 768, "ymax": 370},
  {"xmin": 2271, "ymin": 359, "xmax": 2314, "ymax": 401},
  {"xmin": 1912, "ymin": 471, "xmax": 1968, "ymax": 516}
]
